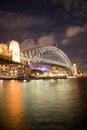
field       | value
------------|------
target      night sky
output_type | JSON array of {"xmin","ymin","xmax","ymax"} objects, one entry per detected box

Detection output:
[{"xmin": 0, "ymin": 0, "xmax": 87, "ymax": 72}]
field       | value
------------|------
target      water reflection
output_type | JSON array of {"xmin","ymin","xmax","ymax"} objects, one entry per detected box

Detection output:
[
  {"xmin": 0, "ymin": 80, "xmax": 23, "ymax": 129},
  {"xmin": 7, "ymin": 81, "xmax": 22, "ymax": 115},
  {"xmin": 0, "ymin": 78, "xmax": 87, "ymax": 130}
]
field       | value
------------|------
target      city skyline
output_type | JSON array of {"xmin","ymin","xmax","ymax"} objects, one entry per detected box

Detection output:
[{"xmin": 0, "ymin": 0, "xmax": 87, "ymax": 72}]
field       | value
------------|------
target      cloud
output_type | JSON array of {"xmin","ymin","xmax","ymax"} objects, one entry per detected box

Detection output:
[
  {"xmin": 21, "ymin": 34, "xmax": 55, "ymax": 49},
  {"xmin": 66, "ymin": 25, "xmax": 87, "ymax": 38},
  {"xmin": 21, "ymin": 39, "xmax": 36, "ymax": 49},
  {"xmin": 0, "ymin": 10, "xmax": 48, "ymax": 30},
  {"xmin": 71, "ymin": 0, "xmax": 87, "ymax": 17},
  {"xmin": 61, "ymin": 24, "xmax": 87, "ymax": 45},
  {"xmin": 55, "ymin": 0, "xmax": 87, "ymax": 21},
  {"xmin": 51, "ymin": 0, "xmax": 87, "ymax": 18},
  {"xmin": 0, "ymin": 10, "xmax": 54, "ymax": 43},
  {"xmin": 79, "ymin": 49, "xmax": 85, "ymax": 54},
  {"xmin": 38, "ymin": 34, "xmax": 55, "ymax": 46},
  {"xmin": 61, "ymin": 38, "xmax": 69, "ymax": 45},
  {"xmin": 51, "ymin": 0, "xmax": 72, "ymax": 11}
]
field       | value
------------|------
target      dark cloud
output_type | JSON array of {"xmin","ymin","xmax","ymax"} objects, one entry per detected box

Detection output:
[
  {"xmin": 51, "ymin": 0, "xmax": 72, "ymax": 11},
  {"xmin": 0, "ymin": 10, "xmax": 54, "ymax": 42},
  {"xmin": 60, "ymin": 24, "xmax": 87, "ymax": 45},
  {"xmin": 71, "ymin": 0, "xmax": 87, "ymax": 17},
  {"xmin": 0, "ymin": 11, "xmax": 48, "ymax": 30}
]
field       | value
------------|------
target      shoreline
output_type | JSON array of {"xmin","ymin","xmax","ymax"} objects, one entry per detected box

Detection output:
[
  {"xmin": 0, "ymin": 76, "xmax": 67, "ymax": 80},
  {"xmin": 0, "ymin": 76, "xmax": 87, "ymax": 81}
]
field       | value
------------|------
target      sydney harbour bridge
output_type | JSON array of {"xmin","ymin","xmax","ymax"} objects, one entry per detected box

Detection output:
[
  {"xmin": 21, "ymin": 45, "xmax": 73, "ymax": 71},
  {"xmin": 0, "ymin": 40, "xmax": 77, "ymax": 76}
]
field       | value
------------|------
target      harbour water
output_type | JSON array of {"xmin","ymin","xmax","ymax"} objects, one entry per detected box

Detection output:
[{"xmin": 0, "ymin": 78, "xmax": 87, "ymax": 130}]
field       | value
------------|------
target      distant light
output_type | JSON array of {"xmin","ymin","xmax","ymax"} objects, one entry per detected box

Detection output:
[
  {"xmin": 0, "ymin": 79, "xmax": 3, "ymax": 83},
  {"xmin": 23, "ymin": 79, "xmax": 26, "ymax": 82},
  {"xmin": 41, "ymin": 67, "xmax": 49, "ymax": 72},
  {"xmin": 12, "ymin": 80, "xmax": 14, "ymax": 82},
  {"xmin": 30, "ymin": 63, "xmax": 50, "ymax": 72}
]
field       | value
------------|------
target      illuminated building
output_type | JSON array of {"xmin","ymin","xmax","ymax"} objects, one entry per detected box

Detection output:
[
  {"xmin": 9, "ymin": 40, "xmax": 20, "ymax": 63},
  {"xmin": 0, "ymin": 64, "xmax": 31, "ymax": 79},
  {"xmin": 73, "ymin": 63, "xmax": 77, "ymax": 76},
  {"xmin": 0, "ymin": 41, "xmax": 31, "ymax": 79}
]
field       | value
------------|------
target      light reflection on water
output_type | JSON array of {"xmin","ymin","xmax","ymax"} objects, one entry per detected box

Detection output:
[{"xmin": 0, "ymin": 78, "xmax": 87, "ymax": 130}]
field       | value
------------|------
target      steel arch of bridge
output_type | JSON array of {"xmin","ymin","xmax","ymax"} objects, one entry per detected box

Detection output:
[{"xmin": 21, "ymin": 45, "xmax": 73, "ymax": 69}]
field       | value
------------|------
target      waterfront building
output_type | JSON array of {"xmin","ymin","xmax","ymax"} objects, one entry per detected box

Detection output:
[
  {"xmin": 0, "ymin": 64, "xmax": 31, "ymax": 79},
  {"xmin": 0, "ymin": 40, "xmax": 31, "ymax": 79}
]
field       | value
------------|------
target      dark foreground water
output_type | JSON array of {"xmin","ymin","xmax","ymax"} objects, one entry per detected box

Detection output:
[{"xmin": 0, "ymin": 78, "xmax": 87, "ymax": 130}]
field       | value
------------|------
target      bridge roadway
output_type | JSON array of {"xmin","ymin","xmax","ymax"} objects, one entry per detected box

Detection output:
[{"xmin": 20, "ymin": 45, "xmax": 74, "ymax": 75}]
